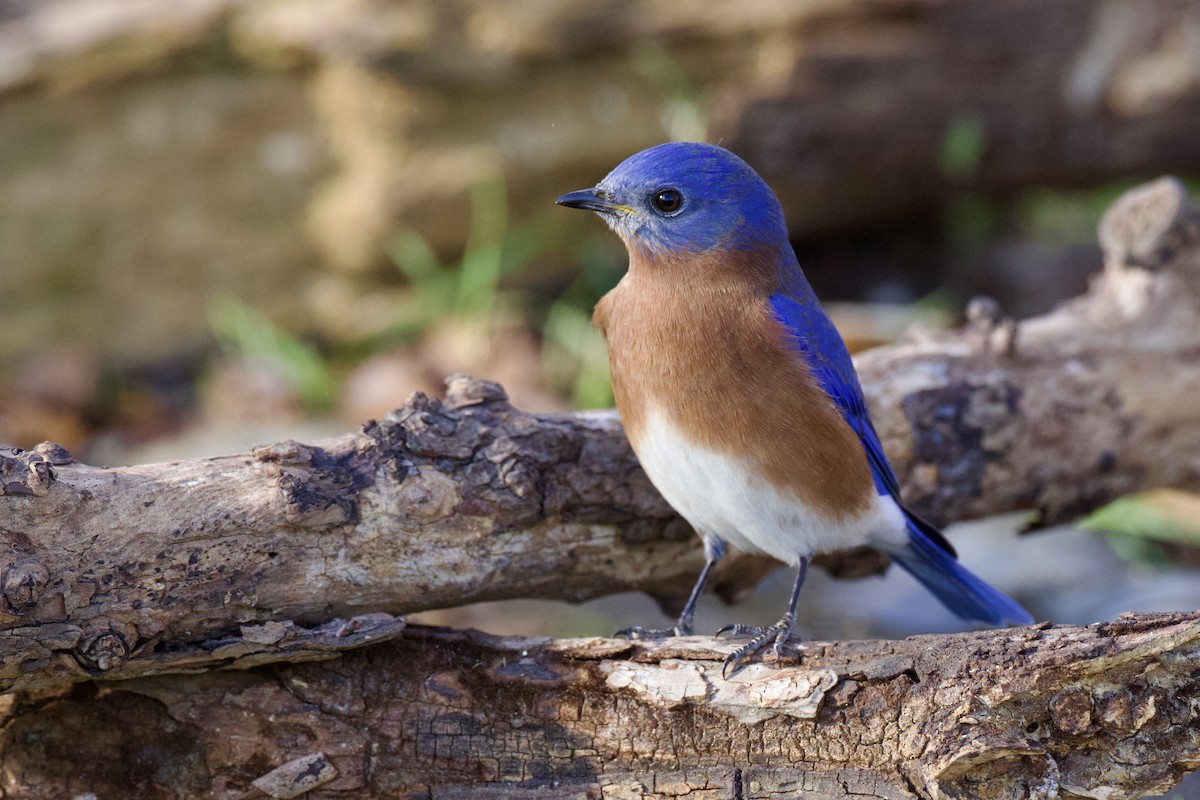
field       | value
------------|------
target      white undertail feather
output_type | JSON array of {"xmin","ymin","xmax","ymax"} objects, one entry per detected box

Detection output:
[{"xmin": 633, "ymin": 409, "xmax": 908, "ymax": 564}]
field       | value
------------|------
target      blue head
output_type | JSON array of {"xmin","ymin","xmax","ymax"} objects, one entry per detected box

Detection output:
[{"xmin": 557, "ymin": 142, "xmax": 788, "ymax": 257}]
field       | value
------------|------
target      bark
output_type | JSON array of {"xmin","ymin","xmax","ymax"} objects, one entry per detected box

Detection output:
[
  {"xmin": 860, "ymin": 175, "xmax": 1200, "ymax": 527},
  {"xmin": 0, "ymin": 379, "xmax": 766, "ymax": 693},
  {"xmin": 1, "ymin": 178, "xmax": 1200, "ymax": 797},
  {"xmin": 0, "ymin": 178, "xmax": 1199, "ymax": 698},
  {"xmin": 3, "ymin": 612, "xmax": 1197, "ymax": 799}
]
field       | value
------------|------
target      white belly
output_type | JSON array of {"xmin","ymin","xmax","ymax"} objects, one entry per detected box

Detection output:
[{"xmin": 633, "ymin": 409, "xmax": 908, "ymax": 564}]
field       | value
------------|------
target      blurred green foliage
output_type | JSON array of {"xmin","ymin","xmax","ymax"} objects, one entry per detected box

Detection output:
[
  {"xmin": 205, "ymin": 176, "xmax": 623, "ymax": 415},
  {"xmin": 937, "ymin": 113, "xmax": 1183, "ymax": 258},
  {"xmin": 940, "ymin": 114, "xmax": 987, "ymax": 181},
  {"xmin": 541, "ymin": 248, "xmax": 622, "ymax": 409},
  {"xmin": 208, "ymin": 295, "xmax": 336, "ymax": 412},
  {"xmin": 1016, "ymin": 185, "xmax": 1137, "ymax": 243},
  {"xmin": 945, "ymin": 180, "xmax": 1159, "ymax": 252},
  {"xmin": 387, "ymin": 179, "xmax": 524, "ymax": 336},
  {"xmin": 385, "ymin": 178, "xmax": 620, "ymax": 408},
  {"xmin": 944, "ymin": 194, "xmax": 1003, "ymax": 249},
  {"xmin": 1081, "ymin": 489, "xmax": 1200, "ymax": 568},
  {"xmin": 542, "ymin": 298, "xmax": 614, "ymax": 409}
]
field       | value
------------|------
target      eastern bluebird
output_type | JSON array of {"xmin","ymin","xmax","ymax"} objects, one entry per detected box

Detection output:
[{"xmin": 557, "ymin": 142, "xmax": 1032, "ymax": 676}]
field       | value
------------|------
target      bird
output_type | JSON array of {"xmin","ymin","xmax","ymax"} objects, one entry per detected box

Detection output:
[{"xmin": 556, "ymin": 142, "xmax": 1033, "ymax": 677}]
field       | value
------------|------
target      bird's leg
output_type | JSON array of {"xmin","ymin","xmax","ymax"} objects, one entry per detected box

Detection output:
[
  {"xmin": 617, "ymin": 539, "xmax": 724, "ymax": 639},
  {"xmin": 718, "ymin": 557, "xmax": 809, "ymax": 678}
]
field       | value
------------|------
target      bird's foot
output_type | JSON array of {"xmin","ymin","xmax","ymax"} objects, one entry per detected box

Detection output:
[
  {"xmin": 717, "ymin": 620, "xmax": 801, "ymax": 678},
  {"xmin": 615, "ymin": 623, "xmax": 693, "ymax": 640}
]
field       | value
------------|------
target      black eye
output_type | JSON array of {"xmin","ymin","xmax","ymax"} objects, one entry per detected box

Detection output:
[{"xmin": 652, "ymin": 189, "xmax": 683, "ymax": 214}]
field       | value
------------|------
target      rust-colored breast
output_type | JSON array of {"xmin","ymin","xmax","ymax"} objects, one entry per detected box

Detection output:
[{"xmin": 595, "ymin": 249, "xmax": 874, "ymax": 520}]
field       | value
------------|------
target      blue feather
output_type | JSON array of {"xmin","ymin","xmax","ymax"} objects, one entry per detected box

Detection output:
[
  {"xmin": 890, "ymin": 522, "xmax": 1034, "ymax": 625},
  {"xmin": 769, "ymin": 274, "xmax": 1032, "ymax": 625},
  {"xmin": 769, "ymin": 290, "xmax": 902, "ymax": 497}
]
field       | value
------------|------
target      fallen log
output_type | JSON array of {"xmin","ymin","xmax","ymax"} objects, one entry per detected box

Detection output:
[
  {"xmin": 0, "ymin": 178, "xmax": 1198, "ymax": 697},
  {"xmin": 1, "ymin": 178, "xmax": 1199, "ymax": 798},
  {"xmin": 3, "ymin": 613, "xmax": 1196, "ymax": 799}
]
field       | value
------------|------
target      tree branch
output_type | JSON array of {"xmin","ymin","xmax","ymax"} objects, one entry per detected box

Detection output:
[
  {"xmin": 0, "ymin": 383, "xmax": 754, "ymax": 692},
  {"xmin": 861, "ymin": 176, "xmax": 1200, "ymax": 527},
  {"xmin": 1, "ymin": 179, "xmax": 1199, "ymax": 698},
  {"xmin": 3, "ymin": 613, "xmax": 1197, "ymax": 798},
  {"xmin": 0, "ymin": 177, "xmax": 1196, "ymax": 797}
]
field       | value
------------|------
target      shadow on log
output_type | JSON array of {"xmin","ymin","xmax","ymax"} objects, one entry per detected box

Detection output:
[{"xmin": 0, "ymin": 178, "xmax": 1199, "ymax": 797}]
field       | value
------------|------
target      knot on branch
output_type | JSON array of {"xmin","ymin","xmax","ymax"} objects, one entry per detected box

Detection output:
[
  {"xmin": 380, "ymin": 388, "xmax": 555, "ymax": 527},
  {"xmin": 0, "ymin": 446, "xmax": 55, "ymax": 497},
  {"xmin": 964, "ymin": 296, "xmax": 1018, "ymax": 357},
  {"xmin": 1098, "ymin": 176, "xmax": 1196, "ymax": 271},
  {"xmin": 385, "ymin": 392, "xmax": 484, "ymax": 460},
  {"xmin": 1, "ymin": 560, "xmax": 49, "ymax": 616},
  {"xmin": 32, "ymin": 441, "xmax": 74, "ymax": 466},
  {"xmin": 76, "ymin": 620, "xmax": 135, "ymax": 673},
  {"xmin": 444, "ymin": 374, "xmax": 509, "ymax": 408},
  {"xmin": 372, "ymin": 375, "xmax": 675, "ymax": 533},
  {"xmin": 253, "ymin": 440, "xmax": 367, "ymax": 528}
]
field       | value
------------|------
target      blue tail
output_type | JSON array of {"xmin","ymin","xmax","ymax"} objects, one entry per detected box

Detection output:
[{"xmin": 882, "ymin": 514, "xmax": 1033, "ymax": 626}]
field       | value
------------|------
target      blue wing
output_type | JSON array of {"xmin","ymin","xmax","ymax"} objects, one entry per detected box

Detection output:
[
  {"xmin": 768, "ymin": 289, "xmax": 957, "ymax": 557},
  {"xmin": 768, "ymin": 292, "xmax": 903, "ymax": 498},
  {"xmin": 768, "ymin": 282, "xmax": 1033, "ymax": 626}
]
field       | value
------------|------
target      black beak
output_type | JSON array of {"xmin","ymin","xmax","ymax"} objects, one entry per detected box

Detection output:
[{"xmin": 555, "ymin": 189, "xmax": 630, "ymax": 215}]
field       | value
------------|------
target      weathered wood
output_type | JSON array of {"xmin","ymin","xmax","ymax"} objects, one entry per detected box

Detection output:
[
  {"xmin": 0, "ymin": 379, "xmax": 766, "ymax": 692},
  {"xmin": 1, "ymin": 178, "xmax": 1200, "ymax": 698},
  {"xmin": 3, "ymin": 613, "xmax": 1196, "ymax": 799},
  {"xmin": 861, "ymin": 175, "xmax": 1200, "ymax": 527}
]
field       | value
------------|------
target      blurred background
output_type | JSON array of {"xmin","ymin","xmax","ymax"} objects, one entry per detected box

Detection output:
[{"xmin": 2, "ymin": 5, "xmax": 1199, "ymax": 785}]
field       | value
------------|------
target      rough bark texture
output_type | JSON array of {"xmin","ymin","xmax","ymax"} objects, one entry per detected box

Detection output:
[
  {"xmin": 3, "ymin": 613, "xmax": 1197, "ymax": 799},
  {"xmin": 0, "ymin": 178, "xmax": 1199, "ymax": 694},
  {"xmin": 1, "ymin": 178, "xmax": 1200, "ymax": 797},
  {"xmin": 0, "ymin": 378, "xmax": 770, "ymax": 693},
  {"xmin": 860, "ymin": 175, "xmax": 1200, "ymax": 528}
]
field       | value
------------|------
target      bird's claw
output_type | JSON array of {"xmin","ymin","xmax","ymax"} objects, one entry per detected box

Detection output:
[
  {"xmin": 717, "ymin": 620, "xmax": 801, "ymax": 679},
  {"xmin": 717, "ymin": 623, "xmax": 770, "ymax": 638}
]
